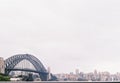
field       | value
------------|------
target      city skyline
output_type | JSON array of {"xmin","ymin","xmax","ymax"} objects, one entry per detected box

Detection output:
[
  {"xmin": 2, "ymin": 55, "xmax": 120, "ymax": 74},
  {"xmin": 1, "ymin": 0, "xmax": 120, "ymax": 74}
]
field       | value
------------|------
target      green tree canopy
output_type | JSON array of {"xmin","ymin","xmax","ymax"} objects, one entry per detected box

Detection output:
[{"xmin": 0, "ymin": 73, "xmax": 10, "ymax": 81}]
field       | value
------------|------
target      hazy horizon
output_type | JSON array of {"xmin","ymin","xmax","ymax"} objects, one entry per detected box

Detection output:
[{"xmin": 1, "ymin": 0, "xmax": 120, "ymax": 74}]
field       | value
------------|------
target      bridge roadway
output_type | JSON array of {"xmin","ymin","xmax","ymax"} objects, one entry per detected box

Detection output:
[{"xmin": 6, "ymin": 68, "xmax": 48, "ymax": 74}]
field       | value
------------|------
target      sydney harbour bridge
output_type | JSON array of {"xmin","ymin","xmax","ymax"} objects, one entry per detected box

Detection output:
[{"xmin": 4, "ymin": 54, "xmax": 56, "ymax": 81}]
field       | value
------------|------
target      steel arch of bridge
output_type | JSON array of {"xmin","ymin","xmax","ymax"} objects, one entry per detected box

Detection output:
[{"xmin": 5, "ymin": 54, "xmax": 48, "ymax": 81}]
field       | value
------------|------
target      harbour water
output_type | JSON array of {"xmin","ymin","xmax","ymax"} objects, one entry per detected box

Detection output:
[{"xmin": 0, "ymin": 81, "xmax": 119, "ymax": 83}]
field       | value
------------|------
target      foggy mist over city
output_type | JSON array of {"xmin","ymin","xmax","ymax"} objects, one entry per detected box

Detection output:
[{"xmin": 0, "ymin": 0, "xmax": 120, "ymax": 74}]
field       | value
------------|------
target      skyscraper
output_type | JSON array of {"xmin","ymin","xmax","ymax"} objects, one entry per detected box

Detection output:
[{"xmin": 75, "ymin": 69, "xmax": 79, "ymax": 75}]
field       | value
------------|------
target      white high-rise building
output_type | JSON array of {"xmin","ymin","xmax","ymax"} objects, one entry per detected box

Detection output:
[{"xmin": 0, "ymin": 57, "xmax": 5, "ymax": 74}]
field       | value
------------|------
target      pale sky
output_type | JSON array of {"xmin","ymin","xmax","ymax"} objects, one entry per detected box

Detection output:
[{"xmin": 0, "ymin": 0, "xmax": 120, "ymax": 74}]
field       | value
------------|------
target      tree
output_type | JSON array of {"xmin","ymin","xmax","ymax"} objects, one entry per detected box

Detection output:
[{"xmin": 0, "ymin": 73, "xmax": 10, "ymax": 81}]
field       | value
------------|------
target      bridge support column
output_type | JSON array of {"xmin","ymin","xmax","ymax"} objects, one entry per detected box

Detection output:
[
  {"xmin": 39, "ymin": 73, "xmax": 48, "ymax": 81},
  {"xmin": 5, "ymin": 69, "xmax": 10, "ymax": 75}
]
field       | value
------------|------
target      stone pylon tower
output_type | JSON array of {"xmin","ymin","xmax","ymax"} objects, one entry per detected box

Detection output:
[
  {"xmin": 0, "ymin": 57, "xmax": 5, "ymax": 74},
  {"xmin": 47, "ymin": 67, "xmax": 51, "ymax": 80}
]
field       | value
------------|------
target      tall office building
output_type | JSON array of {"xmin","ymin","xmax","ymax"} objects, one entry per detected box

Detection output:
[
  {"xmin": 75, "ymin": 69, "xmax": 79, "ymax": 75},
  {"xmin": 0, "ymin": 57, "xmax": 5, "ymax": 74}
]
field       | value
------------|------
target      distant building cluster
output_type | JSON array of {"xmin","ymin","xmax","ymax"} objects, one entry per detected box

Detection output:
[{"xmin": 55, "ymin": 69, "xmax": 120, "ymax": 81}]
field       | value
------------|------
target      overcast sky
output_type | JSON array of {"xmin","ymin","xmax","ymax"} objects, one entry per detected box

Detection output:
[{"xmin": 1, "ymin": 0, "xmax": 120, "ymax": 74}]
